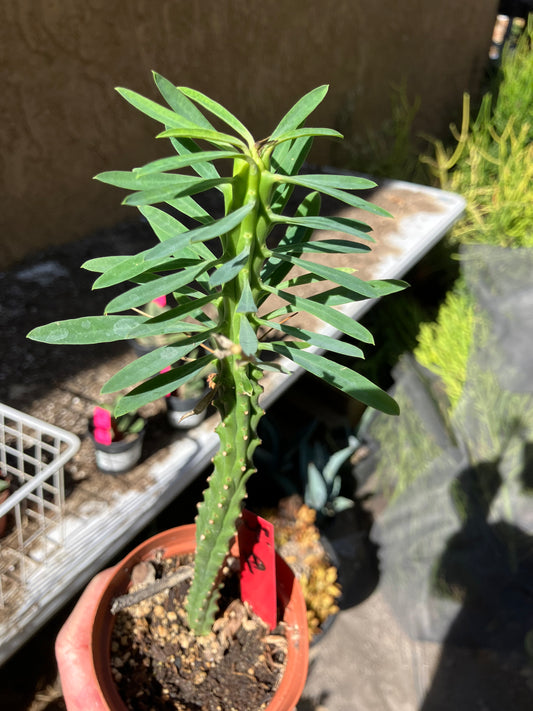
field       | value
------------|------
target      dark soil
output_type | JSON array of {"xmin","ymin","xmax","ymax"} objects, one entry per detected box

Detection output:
[{"xmin": 110, "ymin": 554, "xmax": 287, "ymax": 711}]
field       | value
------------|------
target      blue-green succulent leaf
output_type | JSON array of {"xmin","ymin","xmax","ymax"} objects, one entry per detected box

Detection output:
[
  {"xmin": 105, "ymin": 261, "xmax": 212, "ymax": 313},
  {"xmin": 115, "ymin": 87, "xmax": 203, "ymax": 130},
  {"xmin": 114, "ymin": 355, "xmax": 216, "ymax": 414},
  {"xmin": 208, "ymin": 247, "xmax": 250, "ymax": 288},
  {"xmin": 239, "ymin": 318, "xmax": 258, "ymax": 357},
  {"xmin": 102, "ymin": 329, "xmax": 216, "ymax": 393},
  {"xmin": 28, "ymin": 316, "xmax": 144, "ymax": 344},
  {"xmin": 268, "ymin": 289, "xmax": 374, "ymax": 343},
  {"xmin": 270, "ymin": 215, "xmax": 374, "ymax": 242},
  {"xmin": 269, "ymin": 343, "xmax": 400, "ymax": 415},
  {"xmin": 178, "ymin": 87, "xmax": 255, "ymax": 146}
]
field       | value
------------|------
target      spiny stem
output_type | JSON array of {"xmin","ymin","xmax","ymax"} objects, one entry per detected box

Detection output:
[{"xmin": 185, "ymin": 154, "xmax": 273, "ymax": 635}]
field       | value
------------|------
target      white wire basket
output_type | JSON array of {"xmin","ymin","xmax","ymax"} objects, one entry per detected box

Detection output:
[{"xmin": 0, "ymin": 403, "xmax": 80, "ymax": 614}]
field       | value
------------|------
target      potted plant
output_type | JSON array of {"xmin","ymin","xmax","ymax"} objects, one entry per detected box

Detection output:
[
  {"xmin": 28, "ymin": 74, "xmax": 404, "ymax": 709},
  {"xmin": 162, "ymin": 347, "xmax": 215, "ymax": 429},
  {"xmin": 264, "ymin": 496, "xmax": 343, "ymax": 643},
  {"xmin": 89, "ymin": 403, "xmax": 146, "ymax": 474}
]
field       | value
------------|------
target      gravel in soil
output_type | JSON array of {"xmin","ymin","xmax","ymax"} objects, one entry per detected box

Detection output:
[{"xmin": 110, "ymin": 554, "xmax": 287, "ymax": 711}]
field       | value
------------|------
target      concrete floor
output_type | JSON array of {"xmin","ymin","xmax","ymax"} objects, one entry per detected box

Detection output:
[{"xmin": 296, "ymin": 509, "xmax": 533, "ymax": 711}]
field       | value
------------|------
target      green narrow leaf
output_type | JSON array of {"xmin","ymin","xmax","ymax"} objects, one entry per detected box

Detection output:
[
  {"xmin": 257, "ymin": 319, "xmax": 364, "ymax": 359},
  {"xmin": 253, "ymin": 361, "xmax": 290, "ymax": 376},
  {"xmin": 366, "ymin": 279, "xmax": 409, "ymax": 297},
  {"xmin": 236, "ymin": 281, "xmax": 258, "ymax": 313},
  {"xmin": 102, "ymin": 329, "xmax": 216, "ymax": 393},
  {"xmin": 270, "ymin": 136, "xmax": 314, "ymax": 212},
  {"xmin": 271, "ymin": 289, "xmax": 374, "ymax": 343},
  {"xmin": 115, "ymin": 87, "xmax": 202, "ymax": 130},
  {"xmin": 269, "ymin": 344, "xmax": 400, "ymax": 415},
  {"xmin": 127, "ymin": 294, "xmax": 218, "ymax": 338},
  {"xmin": 281, "ymin": 175, "xmax": 392, "ymax": 218},
  {"xmin": 166, "ymin": 194, "xmax": 214, "ymax": 225},
  {"xmin": 239, "ymin": 318, "xmax": 258, "ymax": 356},
  {"xmin": 263, "ymin": 271, "xmax": 323, "ymax": 295},
  {"xmin": 98, "ymin": 204, "xmax": 254, "ymax": 290},
  {"xmin": 274, "ymin": 253, "xmax": 379, "ymax": 298},
  {"xmin": 270, "ymin": 128, "xmax": 343, "ymax": 144},
  {"xmin": 27, "ymin": 316, "xmax": 144, "ymax": 345},
  {"xmin": 105, "ymin": 261, "xmax": 212, "ymax": 313},
  {"xmin": 286, "ymin": 173, "xmax": 377, "ymax": 191},
  {"xmin": 272, "ymin": 238, "xmax": 372, "ymax": 256},
  {"xmin": 270, "ymin": 85, "xmax": 329, "ymax": 139},
  {"xmin": 153, "ymin": 72, "xmax": 215, "ymax": 129},
  {"xmin": 133, "ymin": 150, "xmax": 241, "ymax": 177},
  {"xmin": 167, "ymin": 138, "xmax": 234, "ymax": 208},
  {"xmin": 271, "ymin": 136, "xmax": 313, "ymax": 177},
  {"xmin": 140, "ymin": 203, "xmax": 254, "ymax": 263},
  {"xmin": 139, "ymin": 206, "xmax": 214, "ymax": 260},
  {"xmin": 94, "ymin": 170, "xmax": 201, "ymax": 192},
  {"xmin": 178, "ymin": 87, "xmax": 255, "ymax": 146},
  {"xmin": 122, "ymin": 177, "xmax": 229, "ymax": 207},
  {"xmin": 115, "ymin": 355, "xmax": 216, "ymax": 415},
  {"xmin": 82, "ymin": 255, "xmax": 131, "ymax": 274},
  {"xmin": 261, "ymin": 191, "xmax": 321, "ymax": 287},
  {"xmin": 263, "ymin": 284, "xmax": 367, "ymax": 313},
  {"xmin": 208, "ymin": 247, "xmax": 249, "ymax": 288},
  {"xmin": 270, "ymin": 215, "xmax": 374, "ymax": 242},
  {"xmin": 92, "ymin": 253, "xmax": 202, "ymax": 290},
  {"xmin": 157, "ymin": 127, "xmax": 247, "ymax": 150},
  {"xmin": 138, "ymin": 205, "xmax": 186, "ymax": 240}
]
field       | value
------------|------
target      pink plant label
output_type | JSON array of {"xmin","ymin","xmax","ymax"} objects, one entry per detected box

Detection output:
[
  {"xmin": 160, "ymin": 366, "xmax": 171, "ymax": 397},
  {"xmin": 238, "ymin": 509, "xmax": 277, "ymax": 630},
  {"xmin": 93, "ymin": 406, "xmax": 112, "ymax": 445},
  {"xmin": 153, "ymin": 295, "xmax": 167, "ymax": 307}
]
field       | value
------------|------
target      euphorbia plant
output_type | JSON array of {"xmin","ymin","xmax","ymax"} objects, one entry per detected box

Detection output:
[{"xmin": 28, "ymin": 74, "xmax": 405, "ymax": 635}]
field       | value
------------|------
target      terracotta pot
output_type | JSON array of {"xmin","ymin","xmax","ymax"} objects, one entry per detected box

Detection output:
[{"xmin": 90, "ymin": 525, "xmax": 309, "ymax": 711}]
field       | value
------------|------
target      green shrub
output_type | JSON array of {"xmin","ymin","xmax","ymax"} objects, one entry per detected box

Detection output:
[
  {"xmin": 422, "ymin": 19, "xmax": 533, "ymax": 249},
  {"xmin": 414, "ymin": 286, "xmax": 475, "ymax": 409}
]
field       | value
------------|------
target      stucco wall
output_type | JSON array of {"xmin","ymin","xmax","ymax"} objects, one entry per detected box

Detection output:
[{"xmin": 1, "ymin": 0, "xmax": 498, "ymax": 269}]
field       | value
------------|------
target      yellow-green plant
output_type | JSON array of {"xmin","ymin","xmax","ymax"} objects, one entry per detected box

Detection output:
[
  {"xmin": 421, "ymin": 19, "xmax": 533, "ymax": 249},
  {"xmin": 414, "ymin": 286, "xmax": 475, "ymax": 410},
  {"xmin": 28, "ymin": 74, "xmax": 405, "ymax": 635}
]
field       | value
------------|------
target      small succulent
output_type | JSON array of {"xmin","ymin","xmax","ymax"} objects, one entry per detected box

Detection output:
[
  {"xmin": 301, "ymin": 428, "xmax": 358, "ymax": 522},
  {"xmin": 92, "ymin": 404, "xmax": 145, "ymax": 444}
]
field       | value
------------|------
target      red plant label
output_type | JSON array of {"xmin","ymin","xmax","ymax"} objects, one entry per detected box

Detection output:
[
  {"xmin": 238, "ymin": 509, "xmax": 277, "ymax": 630},
  {"xmin": 93, "ymin": 406, "xmax": 112, "ymax": 445},
  {"xmin": 153, "ymin": 295, "xmax": 167, "ymax": 307}
]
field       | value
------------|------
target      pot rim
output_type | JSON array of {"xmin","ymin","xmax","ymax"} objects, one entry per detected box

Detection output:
[{"xmin": 90, "ymin": 524, "xmax": 309, "ymax": 711}]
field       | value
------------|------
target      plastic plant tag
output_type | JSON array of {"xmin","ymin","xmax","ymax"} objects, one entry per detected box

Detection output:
[
  {"xmin": 93, "ymin": 406, "xmax": 112, "ymax": 446},
  {"xmin": 238, "ymin": 509, "xmax": 277, "ymax": 630},
  {"xmin": 153, "ymin": 295, "xmax": 167, "ymax": 307}
]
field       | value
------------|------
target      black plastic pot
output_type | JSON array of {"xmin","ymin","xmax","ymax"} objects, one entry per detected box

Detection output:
[
  {"xmin": 89, "ymin": 427, "xmax": 145, "ymax": 474},
  {"xmin": 165, "ymin": 391, "xmax": 209, "ymax": 430}
]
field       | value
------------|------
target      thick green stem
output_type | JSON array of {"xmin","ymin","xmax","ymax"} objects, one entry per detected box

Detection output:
[{"xmin": 185, "ymin": 155, "xmax": 273, "ymax": 635}]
